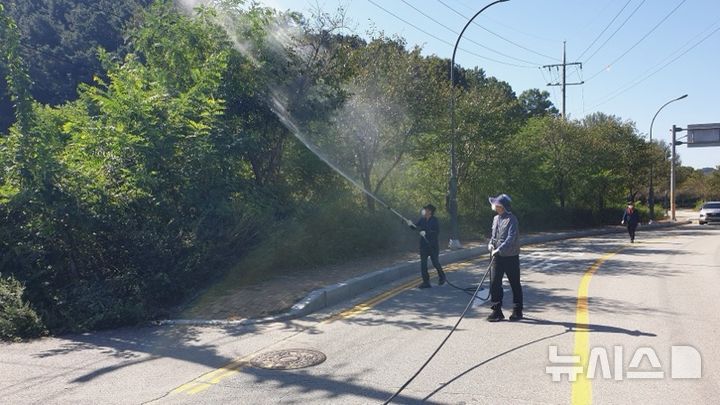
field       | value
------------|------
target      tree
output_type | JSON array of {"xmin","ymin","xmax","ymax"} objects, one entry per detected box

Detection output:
[
  {"xmin": 329, "ymin": 36, "xmax": 445, "ymax": 210},
  {"xmin": 1, "ymin": 0, "xmax": 236, "ymax": 332},
  {"xmin": 580, "ymin": 113, "xmax": 650, "ymax": 207},
  {"xmin": 519, "ymin": 88, "xmax": 558, "ymax": 118},
  {"xmin": 0, "ymin": 0, "xmax": 152, "ymax": 133},
  {"xmin": 518, "ymin": 116, "xmax": 586, "ymax": 208},
  {"xmin": 0, "ymin": 3, "xmax": 34, "ymax": 186}
]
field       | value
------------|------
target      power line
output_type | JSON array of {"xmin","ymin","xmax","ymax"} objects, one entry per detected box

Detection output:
[
  {"xmin": 588, "ymin": 19, "xmax": 720, "ymax": 109},
  {"xmin": 584, "ymin": 0, "xmax": 647, "ymax": 64},
  {"xmin": 398, "ymin": 0, "xmax": 541, "ymax": 66},
  {"xmin": 365, "ymin": 0, "xmax": 535, "ymax": 68},
  {"xmin": 586, "ymin": 0, "xmax": 686, "ymax": 82},
  {"xmin": 435, "ymin": 0, "xmax": 560, "ymax": 62},
  {"xmin": 576, "ymin": 0, "xmax": 633, "ymax": 61},
  {"xmin": 449, "ymin": 0, "xmax": 558, "ymax": 43}
]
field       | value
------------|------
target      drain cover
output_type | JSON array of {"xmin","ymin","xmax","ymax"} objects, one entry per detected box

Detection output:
[{"xmin": 250, "ymin": 349, "xmax": 326, "ymax": 370}]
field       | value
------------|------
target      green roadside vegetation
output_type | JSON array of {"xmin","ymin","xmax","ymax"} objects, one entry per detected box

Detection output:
[{"xmin": 2, "ymin": 0, "xmax": 719, "ymax": 339}]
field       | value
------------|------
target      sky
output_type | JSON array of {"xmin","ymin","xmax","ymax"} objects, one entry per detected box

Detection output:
[{"xmin": 258, "ymin": 0, "xmax": 719, "ymax": 169}]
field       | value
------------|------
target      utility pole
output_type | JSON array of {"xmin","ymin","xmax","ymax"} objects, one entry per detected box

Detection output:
[{"xmin": 543, "ymin": 41, "xmax": 583, "ymax": 119}]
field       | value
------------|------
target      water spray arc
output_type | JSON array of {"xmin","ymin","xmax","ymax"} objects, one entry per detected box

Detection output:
[
  {"xmin": 182, "ymin": 2, "xmax": 420, "ymax": 227},
  {"xmin": 176, "ymin": 8, "xmax": 502, "ymax": 402},
  {"xmin": 269, "ymin": 96, "xmax": 414, "ymax": 225}
]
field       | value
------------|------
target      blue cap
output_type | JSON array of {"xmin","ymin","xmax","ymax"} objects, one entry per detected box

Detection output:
[{"xmin": 489, "ymin": 194, "xmax": 512, "ymax": 211}]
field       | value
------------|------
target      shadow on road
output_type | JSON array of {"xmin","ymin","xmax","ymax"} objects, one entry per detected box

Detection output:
[
  {"xmin": 13, "ymin": 224, "xmax": 709, "ymax": 400},
  {"xmin": 422, "ymin": 317, "xmax": 656, "ymax": 402},
  {"xmin": 26, "ymin": 319, "xmax": 320, "ymax": 386}
]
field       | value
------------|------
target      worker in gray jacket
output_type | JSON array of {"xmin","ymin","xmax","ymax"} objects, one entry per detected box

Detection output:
[{"xmin": 487, "ymin": 194, "xmax": 523, "ymax": 322}]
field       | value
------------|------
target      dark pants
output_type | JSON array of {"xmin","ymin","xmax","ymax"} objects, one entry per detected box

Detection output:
[
  {"xmin": 490, "ymin": 255, "xmax": 523, "ymax": 309},
  {"xmin": 627, "ymin": 224, "xmax": 638, "ymax": 241},
  {"xmin": 420, "ymin": 247, "xmax": 443, "ymax": 283}
]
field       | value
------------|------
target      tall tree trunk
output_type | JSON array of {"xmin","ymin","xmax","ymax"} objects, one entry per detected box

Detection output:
[{"xmin": 361, "ymin": 170, "xmax": 375, "ymax": 211}]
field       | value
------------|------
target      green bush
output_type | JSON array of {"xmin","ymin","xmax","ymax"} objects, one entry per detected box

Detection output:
[
  {"xmin": 0, "ymin": 274, "xmax": 46, "ymax": 341},
  {"xmin": 234, "ymin": 199, "xmax": 416, "ymax": 277}
]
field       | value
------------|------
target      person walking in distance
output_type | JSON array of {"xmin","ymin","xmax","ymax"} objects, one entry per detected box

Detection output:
[
  {"xmin": 487, "ymin": 194, "xmax": 523, "ymax": 322},
  {"xmin": 621, "ymin": 202, "xmax": 640, "ymax": 243},
  {"xmin": 407, "ymin": 204, "xmax": 447, "ymax": 289}
]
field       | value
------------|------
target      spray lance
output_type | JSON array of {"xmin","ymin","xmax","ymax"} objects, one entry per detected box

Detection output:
[{"xmin": 265, "ymin": 75, "xmax": 498, "ymax": 405}]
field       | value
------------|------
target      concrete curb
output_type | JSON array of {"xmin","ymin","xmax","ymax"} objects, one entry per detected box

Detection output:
[{"xmin": 157, "ymin": 221, "xmax": 690, "ymax": 327}]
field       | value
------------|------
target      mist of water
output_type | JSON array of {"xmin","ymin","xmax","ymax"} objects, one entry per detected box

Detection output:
[
  {"xmin": 268, "ymin": 93, "xmax": 411, "ymax": 222},
  {"xmin": 176, "ymin": 0, "xmax": 414, "ymax": 222}
]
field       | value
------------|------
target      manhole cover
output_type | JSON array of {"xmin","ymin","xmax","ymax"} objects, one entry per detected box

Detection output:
[{"xmin": 250, "ymin": 349, "xmax": 326, "ymax": 370}]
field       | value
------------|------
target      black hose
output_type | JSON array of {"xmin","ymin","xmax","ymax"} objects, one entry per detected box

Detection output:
[
  {"xmin": 445, "ymin": 272, "xmax": 491, "ymax": 301},
  {"xmin": 382, "ymin": 255, "xmax": 496, "ymax": 404}
]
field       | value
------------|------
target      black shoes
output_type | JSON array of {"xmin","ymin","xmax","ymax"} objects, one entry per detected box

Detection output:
[
  {"xmin": 418, "ymin": 282, "xmax": 432, "ymax": 289},
  {"xmin": 438, "ymin": 271, "xmax": 447, "ymax": 286},
  {"xmin": 509, "ymin": 308, "xmax": 523, "ymax": 321},
  {"xmin": 487, "ymin": 305, "xmax": 505, "ymax": 322}
]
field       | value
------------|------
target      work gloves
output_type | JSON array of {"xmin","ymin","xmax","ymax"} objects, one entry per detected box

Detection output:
[
  {"xmin": 406, "ymin": 219, "xmax": 417, "ymax": 228},
  {"xmin": 419, "ymin": 230, "xmax": 426, "ymax": 237},
  {"xmin": 488, "ymin": 241, "xmax": 500, "ymax": 256}
]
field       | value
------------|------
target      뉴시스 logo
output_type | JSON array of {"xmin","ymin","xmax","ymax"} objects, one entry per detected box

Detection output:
[{"xmin": 546, "ymin": 345, "xmax": 702, "ymax": 381}]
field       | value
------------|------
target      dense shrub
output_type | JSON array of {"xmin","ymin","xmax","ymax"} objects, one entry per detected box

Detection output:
[
  {"xmin": 0, "ymin": 274, "xmax": 46, "ymax": 341},
  {"xmin": 1, "ymin": 0, "xmax": 703, "ymax": 339}
]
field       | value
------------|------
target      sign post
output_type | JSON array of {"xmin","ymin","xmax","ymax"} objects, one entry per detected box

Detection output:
[
  {"xmin": 671, "ymin": 123, "xmax": 720, "ymax": 221},
  {"xmin": 687, "ymin": 124, "xmax": 720, "ymax": 148}
]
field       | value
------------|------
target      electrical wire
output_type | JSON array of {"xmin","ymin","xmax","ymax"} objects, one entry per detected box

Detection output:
[
  {"xmin": 576, "ymin": 0, "xmax": 633, "ymax": 61},
  {"xmin": 436, "ymin": 0, "xmax": 559, "ymax": 62},
  {"xmin": 449, "ymin": 0, "xmax": 558, "ymax": 43},
  {"xmin": 586, "ymin": 0, "xmax": 687, "ymax": 82},
  {"xmin": 366, "ymin": 0, "xmax": 536, "ymax": 68},
  {"xmin": 584, "ymin": 0, "xmax": 647, "ymax": 64},
  {"xmin": 398, "ymin": 0, "xmax": 542, "ymax": 66},
  {"xmin": 588, "ymin": 21, "xmax": 720, "ymax": 109}
]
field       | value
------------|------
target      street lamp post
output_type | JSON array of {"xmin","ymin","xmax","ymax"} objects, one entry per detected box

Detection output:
[
  {"xmin": 448, "ymin": 0, "xmax": 508, "ymax": 250},
  {"xmin": 648, "ymin": 94, "xmax": 687, "ymax": 222}
]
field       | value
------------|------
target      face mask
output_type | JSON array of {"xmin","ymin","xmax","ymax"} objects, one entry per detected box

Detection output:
[{"xmin": 420, "ymin": 209, "xmax": 427, "ymax": 216}]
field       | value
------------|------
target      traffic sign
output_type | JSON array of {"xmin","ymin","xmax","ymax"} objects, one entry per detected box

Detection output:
[{"xmin": 687, "ymin": 123, "xmax": 720, "ymax": 148}]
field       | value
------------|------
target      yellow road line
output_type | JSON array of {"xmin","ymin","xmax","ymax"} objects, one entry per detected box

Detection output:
[
  {"xmin": 171, "ymin": 255, "xmax": 488, "ymax": 396},
  {"xmin": 172, "ymin": 239, "xmax": 641, "ymax": 399},
  {"xmin": 171, "ymin": 356, "xmax": 252, "ymax": 395},
  {"xmin": 321, "ymin": 258, "xmax": 481, "ymax": 322},
  {"xmin": 571, "ymin": 248, "xmax": 624, "ymax": 405}
]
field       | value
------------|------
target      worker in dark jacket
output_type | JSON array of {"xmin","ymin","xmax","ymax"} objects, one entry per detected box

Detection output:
[
  {"xmin": 621, "ymin": 202, "xmax": 640, "ymax": 243},
  {"xmin": 487, "ymin": 194, "xmax": 523, "ymax": 322},
  {"xmin": 407, "ymin": 204, "xmax": 447, "ymax": 288}
]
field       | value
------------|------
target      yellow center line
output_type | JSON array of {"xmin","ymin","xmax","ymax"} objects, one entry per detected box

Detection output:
[
  {"xmin": 171, "ymin": 356, "xmax": 252, "ymax": 395},
  {"xmin": 321, "ymin": 257, "xmax": 483, "ymax": 322},
  {"xmin": 571, "ymin": 247, "xmax": 624, "ymax": 405},
  {"xmin": 168, "ymin": 255, "xmax": 488, "ymax": 396},
  {"xmin": 172, "ymin": 238, "xmax": 644, "ymax": 398}
]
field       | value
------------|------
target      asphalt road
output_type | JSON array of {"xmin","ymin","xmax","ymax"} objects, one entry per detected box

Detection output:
[{"xmin": 2, "ymin": 224, "xmax": 719, "ymax": 405}]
